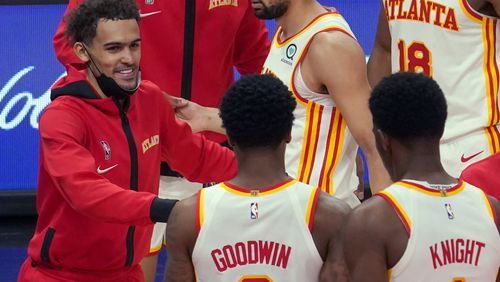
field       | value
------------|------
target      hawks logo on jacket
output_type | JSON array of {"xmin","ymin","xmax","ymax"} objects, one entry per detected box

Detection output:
[{"xmin": 100, "ymin": 140, "xmax": 111, "ymax": 160}]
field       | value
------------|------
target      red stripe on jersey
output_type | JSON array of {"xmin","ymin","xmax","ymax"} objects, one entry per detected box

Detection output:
[
  {"xmin": 308, "ymin": 188, "xmax": 321, "ymax": 231},
  {"xmin": 305, "ymin": 105, "xmax": 324, "ymax": 184},
  {"xmin": 377, "ymin": 193, "xmax": 411, "ymax": 236},
  {"xmin": 460, "ymin": 0, "xmax": 484, "ymax": 21}
]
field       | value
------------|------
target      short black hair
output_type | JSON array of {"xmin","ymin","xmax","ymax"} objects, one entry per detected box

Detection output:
[
  {"xmin": 65, "ymin": 0, "xmax": 140, "ymax": 45},
  {"xmin": 220, "ymin": 74, "xmax": 297, "ymax": 149},
  {"xmin": 369, "ymin": 72, "xmax": 447, "ymax": 142}
]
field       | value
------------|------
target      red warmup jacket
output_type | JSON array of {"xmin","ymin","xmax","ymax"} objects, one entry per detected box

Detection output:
[
  {"xmin": 53, "ymin": 0, "xmax": 270, "ymax": 143},
  {"xmin": 25, "ymin": 67, "xmax": 236, "ymax": 279},
  {"xmin": 460, "ymin": 153, "xmax": 500, "ymax": 201}
]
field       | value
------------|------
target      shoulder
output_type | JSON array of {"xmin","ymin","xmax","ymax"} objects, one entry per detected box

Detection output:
[
  {"xmin": 344, "ymin": 194, "xmax": 400, "ymax": 242},
  {"xmin": 39, "ymin": 97, "xmax": 86, "ymax": 132},
  {"xmin": 312, "ymin": 192, "xmax": 351, "ymax": 237},
  {"xmin": 165, "ymin": 193, "xmax": 199, "ymax": 252},
  {"xmin": 308, "ymin": 28, "xmax": 361, "ymax": 58}
]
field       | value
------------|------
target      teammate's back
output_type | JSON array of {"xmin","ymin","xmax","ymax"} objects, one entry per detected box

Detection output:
[
  {"xmin": 380, "ymin": 180, "xmax": 499, "ymax": 281},
  {"xmin": 165, "ymin": 74, "xmax": 350, "ymax": 282},
  {"xmin": 344, "ymin": 72, "xmax": 500, "ymax": 282}
]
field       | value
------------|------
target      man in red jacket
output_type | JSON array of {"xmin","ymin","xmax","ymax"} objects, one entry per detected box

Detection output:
[
  {"xmin": 461, "ymin": 153, "xmax": 500, "ymax": 200},
  {"xmin": 18, "ymin": 0, "xmax": 236, "ymax": 281},
  {"xmin": 53, "ymin": 1, "xmax": 269, "ymax": 279}
]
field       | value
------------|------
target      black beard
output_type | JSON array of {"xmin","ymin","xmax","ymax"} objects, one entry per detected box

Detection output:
[{"xmin": 253, "ymin": 1, "xmax": 289, "ymax": 20}]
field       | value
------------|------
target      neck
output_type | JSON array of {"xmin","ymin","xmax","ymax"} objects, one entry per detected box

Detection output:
[
  {"xmin": 390, "ymin": 140, "xmax": 456, "ymax": 184},
  {"xmin": 276, "ymin": 0, "xmax": 327, "ymax": 39},
  {"xmin": 86, "ymin": 69, "xmax": 107, "ymax": 99},
  {"xmin": 229, "ymin": 145, "xmax": 289, "ymax": 190}
]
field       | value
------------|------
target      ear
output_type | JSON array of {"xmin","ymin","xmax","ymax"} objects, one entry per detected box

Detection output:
[
  {"xmin": 375, "ymin": 129, "xmax": 390, "ymax": 152},
  {"xmin": 284, "ymin": 131, "xmax": 292, "ymax": 144},
  {"xmin": 73, "ymin": 42, "xmax": 90, "ymax": 63},
  {"xmin": 227, "ymin": 137, "xmax": 236, "ymax": 149}
]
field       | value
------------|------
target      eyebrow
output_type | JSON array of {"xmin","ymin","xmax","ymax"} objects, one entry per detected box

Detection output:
[{"xmin": 103, "ymin": 38, "xmax": 141, "ymax": 47}]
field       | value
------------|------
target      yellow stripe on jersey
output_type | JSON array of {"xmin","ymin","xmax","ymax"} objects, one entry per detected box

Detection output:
[
  {"xmin": 481, "ymin": 190, "xmax": 496, "ymax": 221},
  {"xmin": 305, "ymin": 187, "xmax": 319, "ymax": 227},
  {"xmin": 297, "ymin": 102, "xmax": 320, "ymax": 182},
  {"xmin": 378, "ymin": 190, "xmax": 413, "ymax": 230},
  {"xmin": 397, "ymin": 181, "xmax": 466, "ymax": 197},
  {"xmin": 219, "ymin": 180, "xmax": 297, "ymax": 197},
  {"xmin": 482, "ymin": 18, "xmax": 500, "ymax": 154},
  {"xmin": 319, "ymin": 109, "xmax": 345, "ymax": 195},
  {"xmin": 198, "ymin": 189, "xmax": 205, "ymax": 229},
  {"xmin": 459, "ymin": 0, "xmax": 483, "ymax": 24},
  {"xmin": 388, "ymin": 268, "xmax": 393, "ymax": 281},
  {"xmin": 274, "ymin": 13, "xmax": 343, "ymax": 47}
]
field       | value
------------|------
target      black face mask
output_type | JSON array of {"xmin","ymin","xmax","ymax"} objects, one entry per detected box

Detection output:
[{"xmin": 83, "ymin": 45, "xmax": 140, "ymax": 99}]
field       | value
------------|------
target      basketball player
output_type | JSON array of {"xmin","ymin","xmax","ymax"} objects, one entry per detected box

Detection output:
[
  {"xmin": 368, "ymin": 0, "xmax": 500, "ymax": 177},
  {"xmin": 164, "ymin": 74, "xmax": 350, "ymax": 281},
  {"xmin": 180, "ymin": 0, "xmax": 391, "ymax": 206},
  {"xmin": 343, "ymin": 72, "xmax": 500, "ymax": 281},
  {"xmin": 53, "ymin": 1, "xmax": 270, "ymax": 280}
]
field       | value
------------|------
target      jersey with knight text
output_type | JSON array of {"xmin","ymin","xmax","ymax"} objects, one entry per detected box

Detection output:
[
  {"xmin": 262, "ymin": 12, "xmax": 360, "ymax": 207},
  {"xmin": 384, "ymin": 0, "xmax": 500, "ymax": 150},
  {"xmin": 378, "ymin": 180, "xmax": 500, "ymax": 281},
  {"xmin": 191, "ymin": 179, "xmax": 323, "ymax": 282}
]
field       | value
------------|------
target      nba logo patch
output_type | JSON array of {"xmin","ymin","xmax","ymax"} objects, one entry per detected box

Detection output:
[
  {"xmin": 145, "ymin": 0, "xmax": 154, "ymax": 4},
  {"xmin": 445, "ymin": 203, "xmax": 454, "ymax": 220},
  {"xmin": 100, "ymin": 141, "xmax": 111, "ymax": 160},
  {"xmin": 250, "ymin": 202, "xmax": 258, "ymax": 219}
]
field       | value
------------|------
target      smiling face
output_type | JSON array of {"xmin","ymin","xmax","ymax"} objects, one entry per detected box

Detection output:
[
  {"xmin": 84, "ymin": 19, "xmax": 141, "ymax": 90},
  {"xmin": 251, "ymin": 0, "xmax": 290, "ymax": 20}
]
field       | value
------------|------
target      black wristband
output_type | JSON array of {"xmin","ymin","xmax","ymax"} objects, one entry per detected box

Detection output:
[{"xmin": 150, "ymin": 197, "xmax": 178, "ymax": 223}]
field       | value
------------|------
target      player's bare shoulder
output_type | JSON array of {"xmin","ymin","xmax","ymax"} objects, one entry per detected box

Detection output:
[{"xmin": 312, "ymin": 191, "xmax": 351, "ymax": 259}]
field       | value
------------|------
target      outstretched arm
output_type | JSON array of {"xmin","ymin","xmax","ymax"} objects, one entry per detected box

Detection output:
[
  {"xmin": 315, "ymin": 193, "xmax": 351, "ymax": 282},
  {"xmin": 367, "ymin": 2, "xmax": 392, "ymax": 87},
  {"xmin": 165, "ymin": 195, "xmax": 198, "ymax": 282},
  {"xmin": 304, "ymin": 31, "xmax": 391, "ymax": 193}
]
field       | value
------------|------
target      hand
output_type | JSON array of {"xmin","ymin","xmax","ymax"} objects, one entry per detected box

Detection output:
[
  {"xmin": 174, "ymin": 100, "xmax": 207, "ymax": 133},
  {"xmin": 163, "ymin": 92, "xmax": 189, "ymax": 109}
]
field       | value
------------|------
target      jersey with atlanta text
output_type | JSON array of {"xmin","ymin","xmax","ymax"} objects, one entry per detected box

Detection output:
[
  {"xmin": 384, "ymin": 0, "xmax": 500, "ymax": 150},
  {"xmin": 262, "ymin": 12, "xmax": 359, "ymax": 207},
  {"xmin": 191, "ymin": 179, "xmax": 323, "ymax": 282},
  {"xmin": 378, "ymin": 180, "xmax": 500, "ymax": 281}
]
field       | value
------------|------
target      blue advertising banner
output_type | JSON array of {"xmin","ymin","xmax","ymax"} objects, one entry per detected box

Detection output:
[{"xmin": 0, "ymin": 1, "xmax": 379, "ymax": 191}]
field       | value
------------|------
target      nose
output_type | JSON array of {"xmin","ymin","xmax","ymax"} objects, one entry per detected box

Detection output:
[{"xmin": 121, "ymin": 48, "xmax": 134, "ymax": 64}]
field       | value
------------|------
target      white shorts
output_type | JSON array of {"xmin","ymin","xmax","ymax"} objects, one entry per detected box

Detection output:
[
  {"xmin": 440, "ymin": 126, "xmax": 499, "ymax": 177},
  {"xmin": 148, "ymin": 176, "xmax": 203, "ymax": 255}
]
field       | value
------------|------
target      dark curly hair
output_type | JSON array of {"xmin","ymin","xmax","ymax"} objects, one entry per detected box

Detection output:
[
  {"xmin": 220, "ymin": 74, "xmax": 297, "ymax": 149},
  {"xmin": 65, "ymin": 0, "xmax": 140, "ymax": 45},
  {"xmin": 369, "ymin": 72, "xmax": 447, "ymax": 142}
]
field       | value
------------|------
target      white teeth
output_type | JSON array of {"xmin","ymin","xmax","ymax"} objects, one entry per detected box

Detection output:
[{"xmin": 118, "ymin": 69, "xmax": 133, "ymax": 74}]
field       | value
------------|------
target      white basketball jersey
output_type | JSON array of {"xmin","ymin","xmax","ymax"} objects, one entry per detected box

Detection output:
[
  {"xmin": 384, "ymin": 0, "xmax": 500, "ymax": 152},
  {"xmin": 378, "ymin": 180, "xmax": 500, "ymax": 281},
  {"xmin": 262, "ymin": 12, "xmax": 359, "ymax": 207},
  {"xmin": 192, "ymin": 179, "xmax": 323, "ymax": 282}
]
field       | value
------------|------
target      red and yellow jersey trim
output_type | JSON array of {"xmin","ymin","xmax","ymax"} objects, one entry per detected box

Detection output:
[
  {"xmin": 397, "ymin": 180, "xmax": 466, "ymax": 197},
  {"xmin": 274, "ymin": 12, "xmax": 341, "ymax": 47},
  {"xmin": 297, "ymin": 101, "xmax": 323, "ymax": 183},
  {"xmin": 306, "ymin": 187, "xmax": 321, "ymax": 231},
  {"xmin": 289, "ymin": 26, "xmax": 355, "ymax": 106},
  {"xmin": 196, "ymin": 189, "xmax": 205, "ymax": 232},
  {"xmin": 481, "ymin": 190, "xmax": 498, "ymax": 224},
  {"xmin": 238, "ymin": 275, "xmax": 273, "ymax": 282},
  {"xmin": 220, "ymin": 178, "xmax": 296, "ymax": 197},
  {"xmin": 482, "ymin": 17, "xmax": 500, "ymax": 154},
  {"xmin": 459, "ymin": 0, "xmax": 484, "ymax": 23},
  {"xmin": 377, "ymin": 191, "xmax": 412, "ymax": 235},
  {"xmin": 318, "ymin": 108, "xmax": 345, "ymax": 195}
]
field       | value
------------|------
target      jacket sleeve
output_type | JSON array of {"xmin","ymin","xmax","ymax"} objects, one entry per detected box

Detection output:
[
  {"xmin": 39, "ymin": 105, "xmax": 156, "ymax": 226},
  {"xmin": 232, "ymin": 1, "xmax": 271, "ymax": 75},
  {"xmin": 159, "ymin": 96, "xmax": 237, "ymax": 183},
  {"xmin": 53, "ymin": 0, "xmax": 85, "ymax": 68}
]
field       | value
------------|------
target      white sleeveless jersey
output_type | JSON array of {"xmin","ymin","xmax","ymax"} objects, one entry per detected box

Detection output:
[
  {"xmin": 378, "ymin": 180, "xmax": 500, "ymax": 281},
  {"xmin": 192, "ymin": 179, "xmax": 323, "ymax": 282},
  {"xmin": 384, "ymin": 0, "xmax": 500, "ymax": 151},
  {"xmin": 262, "ymin": 12, "xmax": 359, "ymax": 207}
]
